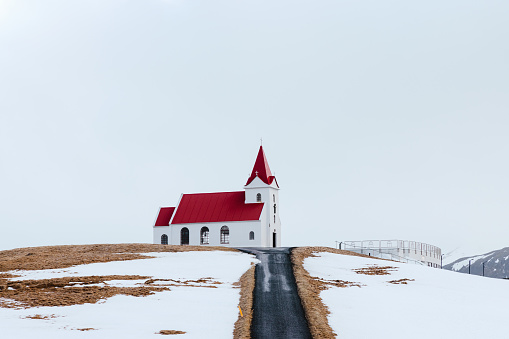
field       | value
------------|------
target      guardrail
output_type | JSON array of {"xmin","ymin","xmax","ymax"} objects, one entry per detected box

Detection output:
[
  {"xmin": 337, "ymin": 241, "xmax": 428, "ymax": 266},
  {"xmin": 337, "ymin": 239, "xmax": 441, "ymax": 259}
]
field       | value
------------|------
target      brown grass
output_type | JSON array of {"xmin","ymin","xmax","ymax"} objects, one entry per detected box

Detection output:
[
  {"xmin": 291, "ymin": 246, "xmax": 383, "ymax": 339},
  {"xmin": 75, "ymin": 328, "xmax": 96, "ymax": 331},
  {"xmin": 353, "ymin": 265, "xmax": 398, "ymax": 276},
  {"xmin": 0, "ymin": 244, "xmax": 243, "ymax": 309},
  {"xmin": 388, "ymin": 278, "xmax": 414, "ymax": 284},
  {"xmin": 0, "ymin": 244, "xmax": 239, "ymax": 272},
  {"xmin": 145, "ymin": 277, "xmax": 221, "ymax": 288},
  {"xmin": 157, "ymin": 330, "xmax": 186, "ymax": 335},
  {"xmin": 313, "ymin": 278, "xmax": 363, "ymax": 289},
  {"xmin": 233, "ymin": 264, "xmax": 256, "ymax": 339},
  {"xmin": 0, "ymin": 275, "xmax": 168, "ymax": 308},
  {"xmin": 22, "ymin": 314, "xmax": 58, "ymax": 320}
]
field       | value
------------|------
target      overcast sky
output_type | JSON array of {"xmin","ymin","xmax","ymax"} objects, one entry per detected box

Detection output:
[{"xmin": 1, "ymin": 0, "xmax": 508, "ymax": 260}]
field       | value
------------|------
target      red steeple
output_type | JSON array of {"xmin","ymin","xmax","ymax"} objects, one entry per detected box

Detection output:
[{"xmin": 245, "ymin": 146, "xmax": 278, "ymax": 187}]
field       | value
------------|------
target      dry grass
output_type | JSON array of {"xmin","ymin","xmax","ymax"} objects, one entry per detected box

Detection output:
[
  {"xmin": 22, "ymin": 314, "xmax": 58, "ymax": 320},
  {"xmin": 313, "ymin": 278, "xmax": 363, "ymax": 289},
  {"xmin": 75, "ymin": 328, "xmax": 96, "ymax": 331},
  {"xmin": 145, "ymin": 277, "xmax": 222, "ymax": 288},
  {"xmin": 388, "ymin": 278, "xmax": 414, "ymax": 284},
  {"xmin": 0, "ymin": 244, "xmax": 239, "ymax": 272},
  {"xmin": 0, "ymin": 275, "xmax": 168, "ymax": 308},
  {"xmin": 157, "ymin": 330, "xmax": 186, "ymax": 335},
  {"xmin": 353, "ymin": 265, "xmax": 398, "ymax": 276},
  {"xmin": 233, "ymin": 264, "xmax": 256, "ymax": 339},
  {"xmin": 0, "ymin": 244, "xmax": 243, "ymax": 309},
  {"xmin": 291, "ymin": 246, "xmax": 382, "ymax": 339}
]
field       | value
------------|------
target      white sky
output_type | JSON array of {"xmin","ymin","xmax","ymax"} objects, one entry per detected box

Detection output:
[{"xmin": 1, "ymin": 0, "xmax": 508, "ymax": 258}]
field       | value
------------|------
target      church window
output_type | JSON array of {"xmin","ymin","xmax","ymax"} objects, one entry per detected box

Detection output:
[
  {"xmin": 220, "ymin": 226, "xmax": 229, "ymax": 244},
  {"xmin": 256, "ymin": 193, "xmax": 262, "ymax": 202},
  {"xmin": 161, "ymin": 234, "xmax": 168, "ymax": 245},
  {"xmin": 180, "ymin": 227, "xmax": 189, "ymax": 245},
  {"xmin": 249, "ymin": 231, "xmax": 255, "ymax": 240},
  {"xmin": 200, "ymin": 227, "xmax": 209, "ymax": 245},
  {"xmin": 273, "ymin": 194, "xmax": 275, "ymax": 202},
  {"xmin": 274, "ymin": 215, "xmax": 276, "ymax": 223},
  {"xmin": 274, "ymin": 204, "xmax": 276, "ymax": 214}
]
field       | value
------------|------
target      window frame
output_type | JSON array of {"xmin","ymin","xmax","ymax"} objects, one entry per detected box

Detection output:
[
  {"xmin": 200, "ymin": 227, "xmax": 210, "ymax": 245},
  {"xmin": 220, "ymin": 226, "xmax": 230, "ymax": 244},
  {"xmin": 161, "ymin": 234, "xmax": 168, "ymax": 245}
]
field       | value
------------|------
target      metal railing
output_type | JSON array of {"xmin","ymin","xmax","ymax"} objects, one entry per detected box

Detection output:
[
  {"xmin": 337, "ymin": 241, "xmax": 429, "ymax": 266},
  {"xmin": 338, "ymin": 239, "xmax": 441, "ymax": 259}
]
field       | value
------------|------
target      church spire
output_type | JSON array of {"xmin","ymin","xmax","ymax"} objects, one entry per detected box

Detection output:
[{"xmin": 245, "ymin": 146, "xmax": 277, "ymax": 187}]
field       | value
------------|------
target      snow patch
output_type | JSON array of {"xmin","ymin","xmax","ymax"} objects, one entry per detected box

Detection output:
[{"xmin": 304, "ymin": 252, "xmax": 508, "ymax": 339}]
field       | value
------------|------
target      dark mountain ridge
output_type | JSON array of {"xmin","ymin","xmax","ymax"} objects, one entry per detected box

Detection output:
[{"xmin": 444, "ymin": 247, "xmax": 509, "ymax": 279}]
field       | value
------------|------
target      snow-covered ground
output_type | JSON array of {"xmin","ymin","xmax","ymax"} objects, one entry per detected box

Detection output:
[
  {"xmin": 304, "ymin": 252, "xmax": 509, "ymax": 339},
  {"xmin": 1, "ymin": 251, "xmax": 258, "ymax": 339}
]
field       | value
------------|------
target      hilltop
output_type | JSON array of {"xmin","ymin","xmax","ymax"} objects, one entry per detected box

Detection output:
[{"xmin": 1, "ymin": 244, "xmax": 508, "ymax": 339}]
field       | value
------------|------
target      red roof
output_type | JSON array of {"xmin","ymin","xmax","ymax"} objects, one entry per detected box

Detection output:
[
  {"xmin": 154, "ymin": 207, "xmax": 176, "ymax": 226},
  {"xmin": 171, "ymin": 191, "xmax": 263, "ymax": 224},
  {"xmin": 245, "ymin": 146, "xmax": 278, "ymax": 186}
]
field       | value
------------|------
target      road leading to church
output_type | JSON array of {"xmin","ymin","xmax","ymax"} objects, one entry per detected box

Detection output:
[{"xmin": 237, "ymin": 247, "xmax": 312, "ymax": 339}]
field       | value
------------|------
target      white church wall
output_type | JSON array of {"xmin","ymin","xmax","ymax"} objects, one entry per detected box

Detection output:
[
  {"xmin": 153, "ymin": 226, "xmax": 170, "ymax": 245},
  {"xmin": 167, "ymin": 220, "xmax": 263, "ymax": 247},
  {"xmin": 264, "ymin": 189, "xmax": 281, "ymax": 247},
  {"xmin": 244, "ymin": 177, "xmax": 279, "ymax": 204},
  {"xmin": 259, "ymin": 204, "xmax": 269, "ymax": 247}
]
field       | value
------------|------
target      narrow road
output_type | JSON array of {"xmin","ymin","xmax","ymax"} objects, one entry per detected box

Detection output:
[{"xmin": 237, "ymin": 247, "xmax": 312, "ymax": 339}]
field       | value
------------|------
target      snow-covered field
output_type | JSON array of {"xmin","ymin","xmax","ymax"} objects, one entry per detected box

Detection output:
[
  {"xmin": 304, "ymin": 252, "xmax": 509, "ymax": 339},
  {"xmin": 1, "ymin": 251, "xmax": 257, "ymax": 339}
]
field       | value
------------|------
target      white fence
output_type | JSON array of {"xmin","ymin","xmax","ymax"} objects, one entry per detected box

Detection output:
[{"xmin": 338, "ymin": 240, "xmax": 442, "ymax": 267}]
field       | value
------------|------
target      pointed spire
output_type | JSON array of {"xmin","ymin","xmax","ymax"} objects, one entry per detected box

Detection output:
[{"xmin": 245, "ymin": 146, "xmax": 277, "ymax": 186}]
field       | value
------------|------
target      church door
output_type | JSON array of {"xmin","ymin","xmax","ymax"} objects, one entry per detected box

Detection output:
[
  {"xmin": 272, "ymin": 232, "xmax": 277, "ymax": 248},
  {"xmin": 181, "ymin": 227, "xmax": 189, "ymax": 245}
]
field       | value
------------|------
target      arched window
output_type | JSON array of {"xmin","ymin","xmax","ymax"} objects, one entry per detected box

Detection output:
[
  {"xmin": 180, "ymin": 227, "xmax": 189, "ymax": 245},
  {"xmin": 256, "ymin": 193, "xmax": 262, "ymax": 202},
  {"xmin": 200, "ymin": 227, "xmax": 209, "ymax": 245},
  {"xmin": 161, "ymin": 234, "xmax": 168, "ymax": 245},
  {"xmin": 273, "ymin": 194, "xmax": 275, "ymax": 202},
  {"xmin": 220, "ymin": 226, "xmax": 229, "ymax": 244},
  {"xmin": 273, "ymin": 204, "xmax": 276, "ymax": 214},
  {"xmin": 249, "ymin": 231, "xmax": 255, "ymax": 240},
  {"xmin": 274, "ymin": 215, "xmax": 276, "ymax": 223}
]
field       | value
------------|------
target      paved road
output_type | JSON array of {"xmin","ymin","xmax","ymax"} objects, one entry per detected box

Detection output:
[{"xmin": 237, "ymin": 247, "xmax": 312, "ymax": 339}]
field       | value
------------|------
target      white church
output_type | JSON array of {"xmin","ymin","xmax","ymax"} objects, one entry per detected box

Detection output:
[{"xmin": 153, "ymin": 146, "xmax": 281, "ymax": 247}]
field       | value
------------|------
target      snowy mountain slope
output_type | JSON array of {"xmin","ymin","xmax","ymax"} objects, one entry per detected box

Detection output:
[
  {"xmin": 0, "ymin": 251, "xmax": 258, "ymax": 339},
  {"xmin": 443, "ymin": 247, "xmax": 509, "ymax": 278},
  {"xmin": 304, "ymin": 252, "xmax": 509, "ymax": 339}
]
